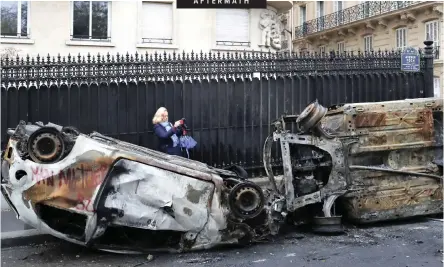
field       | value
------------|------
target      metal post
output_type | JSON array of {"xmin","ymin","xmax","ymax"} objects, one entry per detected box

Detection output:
[
  {"xmin": 423, "ymin": 39, "xmax": 434, "ymax": 97},
  {"xmin": 290, "ymin": 6, "xmax": 293, "ymax": 54}
]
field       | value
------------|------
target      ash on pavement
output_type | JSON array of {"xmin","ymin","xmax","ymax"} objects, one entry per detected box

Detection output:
[{"xmin": 1, "ymin": 217, "xmax": 442, "ymax": 267}]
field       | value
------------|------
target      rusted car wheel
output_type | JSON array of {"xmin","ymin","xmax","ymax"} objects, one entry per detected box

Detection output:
[
  {"xmin": 228, "ymin": 182, "xmax": 265, "ymax": 220},
  {"xmin": 27, "ymin": 127, "xmax": 65, "ymax": 164},
  {"xmin": 296, "ymin": 100, "xmax": 327, "ymax": 133}
]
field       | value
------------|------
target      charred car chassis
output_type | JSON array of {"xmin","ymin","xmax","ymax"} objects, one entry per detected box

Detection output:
[
  {"xmin": 1, "ymin": 97, "xmax": 442, "ymax": 253},
  {"xmin": 264, "ymin": 97, "xmax": 443, "ymax": 232}
]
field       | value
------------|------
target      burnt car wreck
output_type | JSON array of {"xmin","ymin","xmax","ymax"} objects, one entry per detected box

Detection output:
[
  {"xmin": 263, "ymin": 97, "xmax": 443, "ymax": 232},
  {"xmin": 1, "ymin": 97, "xmax": 442, "ymax": 253},
  {"xmin": 1, "ymin": 121, "xmax": 270, "ymax": 253}
]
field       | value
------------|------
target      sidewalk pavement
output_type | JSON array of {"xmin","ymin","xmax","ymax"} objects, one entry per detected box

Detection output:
[{"xmin": 0, "ymin": 176, "xmax": 282, "ymax": 248}]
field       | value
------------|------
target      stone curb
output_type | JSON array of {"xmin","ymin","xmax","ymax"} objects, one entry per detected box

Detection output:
[
  {"xmin": 1, "ymin": 229, "xmax": 57, "ymax": 248},
  {"xmin": 0, "ymin": 176, "xmax": 282, "ymax": 248}
]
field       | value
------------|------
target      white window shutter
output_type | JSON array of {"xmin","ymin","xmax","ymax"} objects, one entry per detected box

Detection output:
[
  {"xmin": 365, "ymin": 35, "xmax": 373, "ymax": 51},
  {"xmin": 334, "ymin": 1, "xmax": 342, "ymax": 11},
  {"xmin": 299, "ymin": 6, "xmax": 306, "ymax": 25},
  {"xmin": 433, "ymin": 21, "xmax": 438, "ymax": 43},
  {"xmin": 434, "ymin": 77, "xmax": 441, "ymax": 97},
  {"xmin": 337, "ymin": 42, "xmax": 344, "ymax": 53},
  {"xmin": 426, "ymin": 20, "xmax": 440, "ymax": 46},
  {"xmin": 396, "ymin": 28, "xmax": 406, "ymax": 49},
  {"xmin": 142, "ymin": 2, "xmax": 173, "ymax": 40},
  {"xmin": 316, "ymin": 2, "xmax": 320, "ymax": 17},
  {"xmin": 216, "ymin": 9, "xmax": 249, "ymax": 43}
]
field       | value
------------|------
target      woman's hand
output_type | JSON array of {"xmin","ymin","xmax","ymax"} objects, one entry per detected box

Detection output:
[{"xmin": 174, "ymin": 120, "xmax": 181, "ymax": 127}]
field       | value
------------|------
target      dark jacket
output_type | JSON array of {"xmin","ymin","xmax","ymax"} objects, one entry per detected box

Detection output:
[{"xmin": 153, "ymin": 123, "xmax": 184, "ymax": 156}]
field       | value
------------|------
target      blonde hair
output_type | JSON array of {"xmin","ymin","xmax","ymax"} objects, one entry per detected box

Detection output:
[{"xmin": 152, "ymin": 107, "xmax": 167, "ymax": 124}]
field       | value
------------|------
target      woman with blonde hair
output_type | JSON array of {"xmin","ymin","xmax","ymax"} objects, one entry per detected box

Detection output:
[{"xmin": 152, "ymin": 107, "xmax": 184, "ymax": 156}]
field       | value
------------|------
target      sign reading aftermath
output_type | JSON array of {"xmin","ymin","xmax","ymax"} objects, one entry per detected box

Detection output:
[
  {"xmin": 401, "ymin": 47, "xmax": 420, "ymax": 72},
  {"xmin": 177, "ymin": 0, "xmax": 267, "ymax": 9}
]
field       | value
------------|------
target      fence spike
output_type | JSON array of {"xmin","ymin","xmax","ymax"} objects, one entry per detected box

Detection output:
[{"xmin": 1, "ymin": 47, "xmax": 432, "ymax": 93}]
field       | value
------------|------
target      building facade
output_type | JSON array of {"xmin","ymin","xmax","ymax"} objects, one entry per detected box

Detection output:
[
  {"xmin": 1, "ymin": 1, "xmax": 442, "ymax": 96},
  {"xmin": 0, "ymin": 0, "xmax": 293, "ymax": 56},
  {"xmin": 292, "ymin": 1, "xmax": 443, "ymax": 97}
]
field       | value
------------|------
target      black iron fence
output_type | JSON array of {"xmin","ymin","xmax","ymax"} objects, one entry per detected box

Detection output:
[
  {"xmin": 0, "ymin": 41, "xmax": 436, "ymax": 177},
  {"xmin": 295, "ymin": 1, "xmax": 425, "ymax": 39}
]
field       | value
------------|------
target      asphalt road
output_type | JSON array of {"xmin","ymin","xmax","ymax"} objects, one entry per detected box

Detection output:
[
  {"xmin": 1, "ymin": 195, "xmax": 33, "ymax": 232},
  {"xmin": 1, "ymin": 217, "xmax": 443, "ymax": 267}
]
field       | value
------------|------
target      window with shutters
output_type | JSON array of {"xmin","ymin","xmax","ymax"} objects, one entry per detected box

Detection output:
[
  {"xmin": 215, "ymin": 9, "xmax": 250, "ymax": 46},
  {"xmin": 0, "ymin": 1, "xmax": 29, "ymax": 38},
  {"xmin": 425, "ymin": 20, "xmax": 440, "ymax": 47},
  {"xmin": 71, "ymin": 1, "xmax": 111, "ymax": 40},
  {"xmin": 334, "ymin": 1, "xmax": 343, "ymax": 26},
  {"xmin": 141, "ymin": 2, "xmax": 173, "ymax": 44},
  {"xmin": 337, "ymin": 41, "xmax": 345, "ymax": 53},
  {"xmin": 364, "ymin": 35, "xmax": 372, "ymax": 51},
  {"xmin": 316, "ymin": 1, "xmax": 324, "ymax": 32},
  {"xmin": 359, "ymin": 1, "xmax": 370, "ymax": 19},
  {"xmin": 396, "ymin": 27, "xmax": 407, "ymax": 50},
  {"xmin": 299, "ymin": 5, "xmax": 306, "ymax": 26},
  {"xmin": 299, "ymin": 5, "xmax": 307, "ymax": 35},
  {"xmin": 434, "ymin": 77, "xmax": 441, "ymax": 97},
  {"xmin": 319, "ymin": 45, "xmax": 326, "ymax": 54}
]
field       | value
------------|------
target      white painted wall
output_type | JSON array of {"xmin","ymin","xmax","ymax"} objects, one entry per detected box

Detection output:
[{"xmin": 1, "ymin": 1, "xmax": 285, "ymax": 57}]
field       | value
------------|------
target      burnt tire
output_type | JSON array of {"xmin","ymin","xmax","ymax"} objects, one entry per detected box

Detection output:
[
  {"xmin": 27, "ymin": 127, "xmax": 65, "ymax": 164},
  {"xmin": 228, "ymin": 182, "xmax": 265, "ymax": 220},
  {"xmin": 296, "ymin": 100, "xmax": 327, "ymax": 133}
]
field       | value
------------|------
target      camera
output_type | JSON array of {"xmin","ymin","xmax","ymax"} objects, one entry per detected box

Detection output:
[{"xmin": 177, "ymin": 118, "xmax": 190, "ymax": 132}]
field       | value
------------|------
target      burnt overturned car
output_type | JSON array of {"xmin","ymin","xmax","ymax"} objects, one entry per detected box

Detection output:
[
  {"xmin": 1, "ymin": 123, "xmax": 270, "ymax": 253},
  {"xmin": 264, "ymin": 97, "xmax": 443, "ymax": 231},
  {"xmin": 1, "ymin": 97, "xmax": 443, "ymax": 253}
]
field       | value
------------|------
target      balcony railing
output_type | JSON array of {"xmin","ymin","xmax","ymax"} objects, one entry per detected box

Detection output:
[{"xmin": 294, "ymin": 1, "xmax": 424, "ymax": 39}]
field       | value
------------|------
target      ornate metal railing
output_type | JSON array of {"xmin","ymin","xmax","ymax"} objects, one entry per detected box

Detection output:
[
  {"xmin": 294, "ymin": 1, "xmax": 425, "ymax": 39},
  {"xmin": 0, "ymin": 43, "xmax": 436, "ymax": 87}
]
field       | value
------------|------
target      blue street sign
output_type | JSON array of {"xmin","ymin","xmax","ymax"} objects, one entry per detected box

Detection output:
[{"xmin": 401, "ymin": 47, "xmax": 420, "ymax": 72}]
